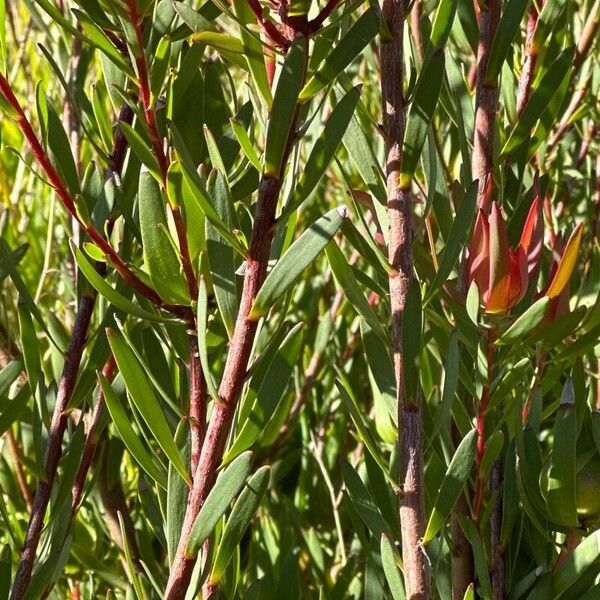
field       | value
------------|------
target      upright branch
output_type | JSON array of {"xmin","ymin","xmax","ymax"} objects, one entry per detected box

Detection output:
[
  {"xmin": 472, "ymin": 0, "xmax": 501, "ymax": 210},
  {"xmin": 164, "ymin": 42, "xmax": 307, "ymax": 597},
  {"xmin": 8, "ymin": 103, "xmax": 134, "ymax": 600},
  {"xmin": 380, "ymin": 0, "xmax": 430, "ymax": 597},
  {"xmin": 124, "ymin": 0, "xmax": 198, "ymax": 303}
]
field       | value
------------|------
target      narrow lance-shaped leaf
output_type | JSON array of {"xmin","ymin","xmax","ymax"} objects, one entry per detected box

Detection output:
[
  {"xmin": 424, "ymin": 429, "xmax": 477, "ymax": 543},
  {"xmin": 496, "ymin": 296, "xmax": 550, "ymax": 345},
  {"xmin": 208, "ymin": 466, "xmax": 271, "ymax": 583},
  {"xmin": 299, "ymin": 8, "xmax": 380, "ymax": 101},
  {"xmin": 99, "ymin": 374, "xmax": 167, "ymax": 489},
  {"xmin": 72, "ymin": 243, "xmax": 177, "ymax": 324},
  {"xmin": 400, "ymin": 50, "xmax": 445, "ymax": 189},
  {"xmin": 264, "ymin": 38, "xmax": 307, "ymax": 177},
  {"xmin": 186, "ymin": 451, "xmax": 254, "ymax": 556},
  {"xmin": 287, "ymin": 86, "xmax": 361, "ymax": 215},
  {"xmin": 250, "ymin": 207, "xmax": 346, "ymax": 319},
  {"xmin": 223, "ymin": 324, "xmax": 303, "ymax": 463},
  {"xmin": 326, "ymin": 241, "xmax": 388, "ymax": 342},
  {"xmin": 426, "ymin": 180, "xmax": 478, "ymax": 302},
  {"xmin": 231, "ymin": 0, "xmax": 272, "ymax": 107},
  {"xmin": 139, "ymin": 169, "xmax": 190, "ymax": 305},
  {"xmin": 107, "ymin": 329, "xmax": 191, "ymax": 486},
  {"xmin": 545, "ymin": 378, "xmax": 578, "ymax": 527},
  {"xmin": 206, "ymin": 170, "xmax": 239, "ymax": 336},
  {"xmin": 485, "ymin": 0, "xmax": 529, "ymax": 83},
  {"xmin": 380, "ymin": 534, "xmax": 406, "ymax": 600},
  {"xmin": 429, "ymin": 0, "xmax": 458, "ymax": 51},
  {"xmin": 551, "ymin": 530, "xmax": 600, "ymax": 598}
]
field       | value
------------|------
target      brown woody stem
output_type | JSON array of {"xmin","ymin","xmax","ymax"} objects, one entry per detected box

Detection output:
[
  {"xmin": 472, "ymin": 0, "xmax": 500, "ymax": 211},
  {"xmin": 381, "ymin": 0, "xmax": 430, "ymax": 597},
  {"xmin": 490, "ymin": 459, "xmax": 505, "ymax": 599}
]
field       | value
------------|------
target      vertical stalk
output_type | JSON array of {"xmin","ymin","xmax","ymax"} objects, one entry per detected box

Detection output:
[
  {"xmin": 9, "ymin": 104, "xmax": 134, "ymax": 600},
  {"xmin": 472, "ymin": 0, "xmax": 501, "ymax": 210},
  {"xmin": 380, "ymin": 1, "xmax": 430, "ymax": 597},
  {"xmin": 10, "ymin": 294, "xmax": 96, "ymax": 600},
  {"xmin": 189, "ymin": 336, "xmax": 207, "ymax": 474},
  {"xmin": 516, "ymin": 3, "xmax": 540, "ymax": 116},
  {"xmin": 490, "ymin": 459, "xmax": 505, "ymax": 599},
  {"xmin": 474, "ymin": 326, "xmax": 495, "ymax": 521}
]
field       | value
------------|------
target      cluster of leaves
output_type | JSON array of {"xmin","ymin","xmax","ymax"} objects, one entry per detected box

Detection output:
[{"xmin": 0, "ymin": 0, "xmax": 598, "ymax": 598}]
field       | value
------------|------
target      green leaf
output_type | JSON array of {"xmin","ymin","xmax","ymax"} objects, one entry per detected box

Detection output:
[
  {"xmin": 231, "ymin": 0, "xmax": 272, "ymax": 107},
  {"xmin": 423, "ymin": 429, "xmax": 476, "ymax": 543},
  {"xmin": 326, "ymin": 242, "xmax": 388, "ymax": 343},
  {"xmin": 545, "ymin": 379, "xmax": 578, "ymax": 527},
  {"xmin": 430, "ymin": 0, "xmax": 457, "ymax": 51},
  {"xmin": 223, "ymin": 324, "xmax": 303, "ymax": 463},
  {"xmin": 429, "ymin": 330, "xmax": 459, "ymax": 443},
  {"xmin": 46, "ymin": 103, "xmax": 80, "ymax": 197},
  {"xmin": 551, "ymin": 530, "xmax": 600, "ymax": 598},
  {"xmin": 120, "ymin": 122, "xmax": 161, "ymax": 181},
  {"xmin": 299, "ymin": 8, "xmax": 379, "ymax": 101},
  {"xmin": 531, "ymin": 0, "xmax": 569, "ymax": 52},
  {"xmin": 0, "ymin": 359, "xmax": 23, "ymax": 398},
  {"xmin": 250, "ymin": 207, "xmax": 346, "ymax": 319},
  {"xmin": 107, "ymin": 329, "xmax": 191, "ymax": 485},
  {"xmin": 264, "ymin": 38, "xmax": 307, "ymax": 176},
  {"xmin": 400, "ymin": 50, "xmax": 445, "ymax": 189},
  {"xmin": 402, "ymin": 281, "xmax": 422, "ymax": 406},
  {"xmin": 380, "ymin": 534, "xmax": 406, "ymax": 600},
  {"xmin": 167, "ymin": 423, "xmax": 191, "ymax": 565},
  {"xmin": 485, "ymin": 0, "xmax": 529, "ymax": 83},
  {"xmin": 72, "ymin": 243, "xmax": 177, "ymax": 323},
  {"xmin": 457, "ymin": 515, "xmax": 493, "ymax": 600},
  {"xmin": 99, "ymin": 374, "xmax": 167, "ymax": 488},
  {"xmin": 72, "ymin": 9, "xmax": 136, "ymax": 79},
  {"xmin": 197, "ymin": 277, "xmax": 220, "ymax": 401},
  {"xmin": 288, "ymin": 87, "xmax": 361, "ymax": 214},
  {"xmin": 502, "ymin": 47, "xmax": 575, "ymax": 155},
  {"xmin": 496, "ymin": 296, "xmax": 550, "ymax": 345},
  {"xmin": 139, "ymin": 169, "xmax": 190, "ymax": 304},
  {"xmin": 17, "ymin": 300, "xmax": 41, "ymax": 394},
  {"xmin": 189, "ymin": 32, "xmax": 246, "ymax": 68},
  {"xmin": 186, "ymin": 451, "xmax": 254, "ymax": 556},
  {"xmin": 342, "ymin": 461, "xmax": 391, "ymax": 538},
  {"xmin": 169, "ymin": 128, "xmax": 248, "ymax": 255},
  {"xmin": 209, "ymin": 465, "xmax": 271, "ymax": 583},
  {"xmin": 206, "ymin": 170, "xmax": 238, "ymax": 336},
  {"xmin": 425, "ymin": 180, "xmax": 478, "ymax": 302},
  {"xmin": 230, "ymin": 118, "xmax": 261, "ymax": 172},
  {"xmin": 336, "ymin": 378, "xmax": 392, "ymax": 483}
]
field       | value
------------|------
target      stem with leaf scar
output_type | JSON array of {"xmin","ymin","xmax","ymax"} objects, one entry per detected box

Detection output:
[{"xmin": 380, "ymin": 0, "xmax": 430, "ymax": 597}]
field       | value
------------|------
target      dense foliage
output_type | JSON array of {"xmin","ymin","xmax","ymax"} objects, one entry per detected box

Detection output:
[{"xmin": 0, "ymin": 0, "xmax": 599, "ymax": 598}]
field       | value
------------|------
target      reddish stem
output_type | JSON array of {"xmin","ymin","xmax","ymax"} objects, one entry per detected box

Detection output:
[
  {"xmin": 125, "ymin": 0, "xmax": 198, "ymax": 303},
  {"xmin": 70, "ymin": 356, "xmax": 116, "ymax": 513},
  {"xmin": 10, "ymin": 294, "xmax": 96, "ymax": 600},
  {"xmin": 472, "ymin": 0, "xmax": 500, "ymax": 210},
  {"xmin": 0, "ymin": 74, "xmax": 184, "ymax": 315},
  {"xmin": 516, "ymin": 3, "xmax": 540, "ymax": 116},
  {"xmin": 474, "ymin": 326, "xmax": 495, "ymax": 522},
  {"xmin": 246, "ymin": 0, "xmax": 290, "ymax": 48},
  {"xmin": 309, "ymin": 0, "xmax": 342, "ymax": 31},
  {"xmin": 189, "ymin": 336, "xmax": 207, "ymax": 474}
]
